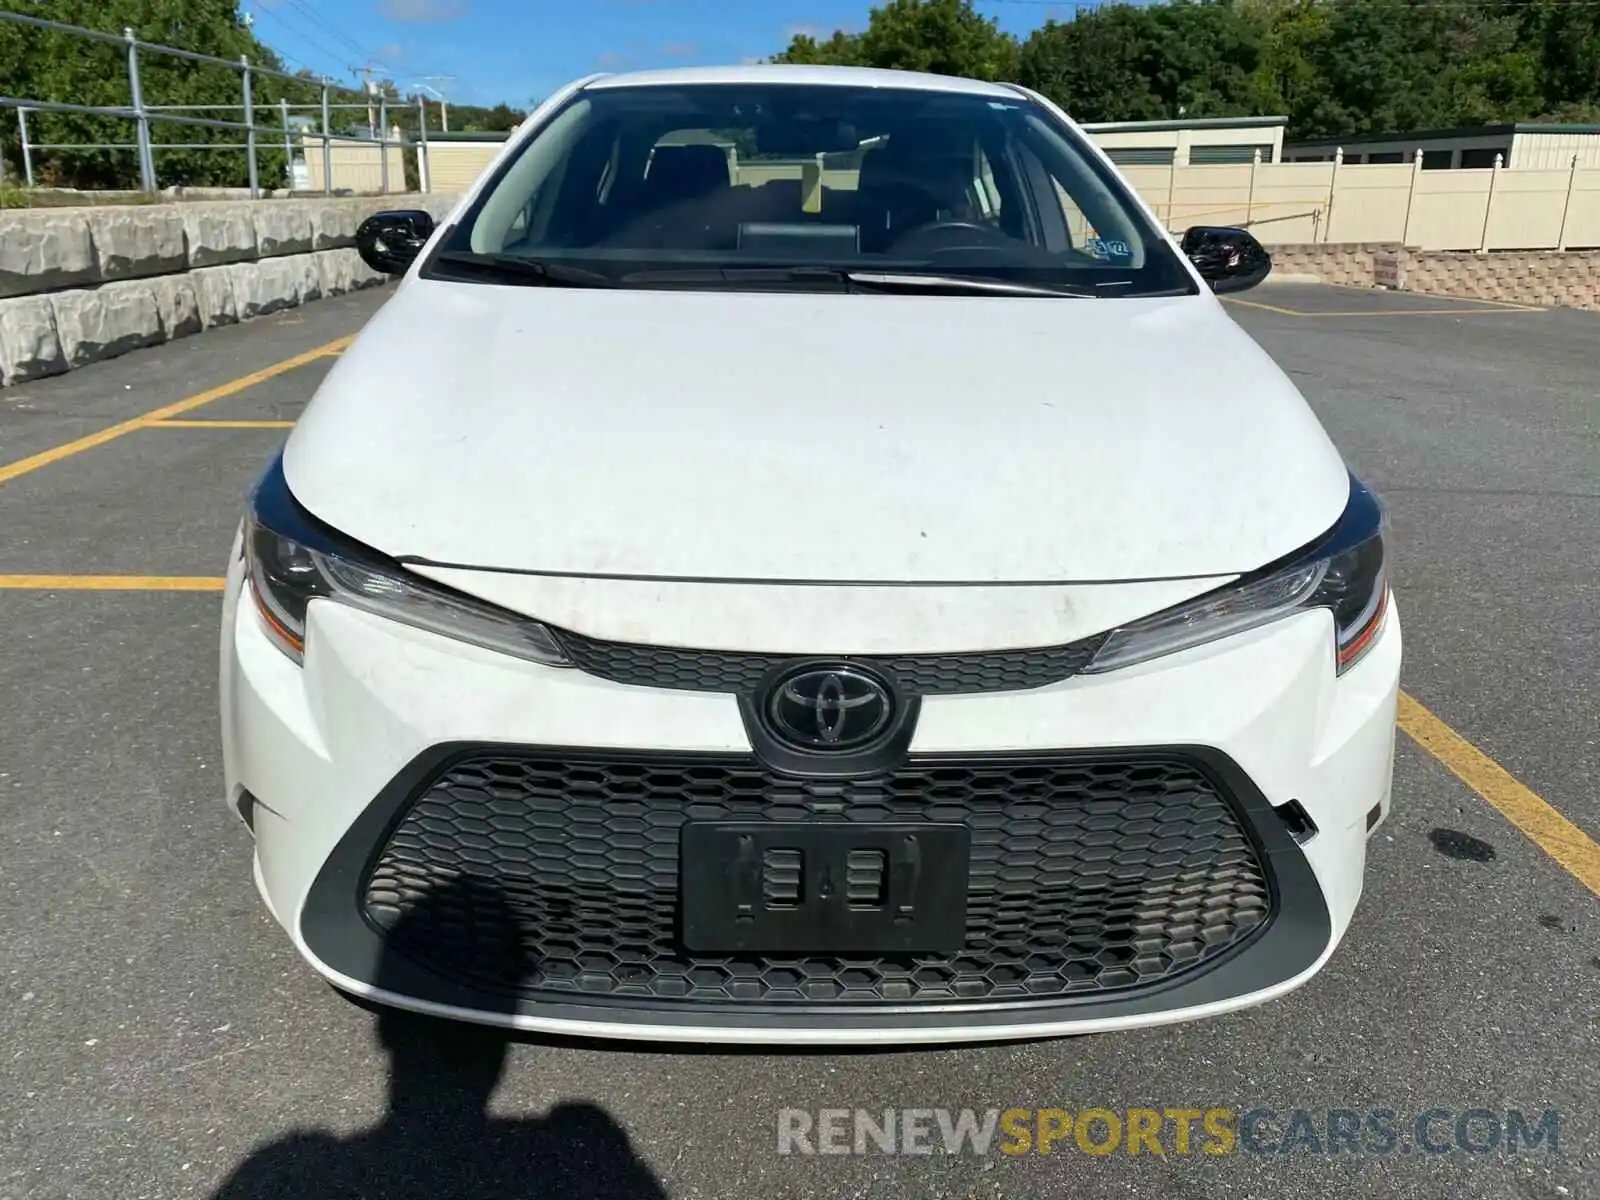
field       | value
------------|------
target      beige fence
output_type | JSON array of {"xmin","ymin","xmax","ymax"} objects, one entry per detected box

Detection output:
[
  {"xmin": 423, "ymin": 141, "xmax": 511, "ymax": 194},
  {"xmin": 1121, "ymin": 158, "xmax": 1600, "ymax": 250},
  {"xmin": 406, "ymin": 141, "xmax": 1600, "ymax": 252},
  {"xmin": 302, "ymin": 134, "xmax": 408, "ymax": 194}
]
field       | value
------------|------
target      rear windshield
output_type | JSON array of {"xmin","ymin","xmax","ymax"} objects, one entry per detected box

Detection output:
[{"xmin": 431, "ymin": 81, "xmax": 1195, "ymax": 297}]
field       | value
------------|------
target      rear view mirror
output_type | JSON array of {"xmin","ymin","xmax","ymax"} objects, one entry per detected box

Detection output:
[
  {"xmin": 755, "ymin": 118, "xmax": 859, "ymax": 157},
  {"xmin": 356, "ymin": 210, "xmax": 436, "ymax": 275},
  {"xmin": 1180, "ymin": 226, "xmax": 1271, "ymax": 294}
]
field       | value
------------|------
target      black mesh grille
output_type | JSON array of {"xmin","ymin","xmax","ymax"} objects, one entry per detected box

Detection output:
[
  {"xmin": 552, "ymin": 629, "xmax": 1108, "ymax": 694},
  {"xmin": 361, "ymin": 751, "xmax": 1273, "ymax": 1008}
]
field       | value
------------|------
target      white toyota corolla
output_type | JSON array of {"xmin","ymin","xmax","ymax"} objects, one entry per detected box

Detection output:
[{"xmin": 220, "ymin": 64, "xmax": 1400, "ymax": 1044}]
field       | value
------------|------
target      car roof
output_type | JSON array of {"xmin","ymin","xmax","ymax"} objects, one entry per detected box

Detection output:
[{"xmin": 581, "ymin": 63, "xmax": 1026, "ymax": 100}]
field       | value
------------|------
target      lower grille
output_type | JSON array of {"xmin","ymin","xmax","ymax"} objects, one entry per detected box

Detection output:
[{"xmin": 361, "ymin": 751, "xmax": 1274, "ymax": 1008}]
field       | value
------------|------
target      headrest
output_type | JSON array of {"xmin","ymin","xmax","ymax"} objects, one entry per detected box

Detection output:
[
  {"xmin": 644, "ymin": 144, "xmax": 731, "ymax": 199},
  {"xmin": 858, "ymin": 128, "xmax": 973, "ymax": 193}
]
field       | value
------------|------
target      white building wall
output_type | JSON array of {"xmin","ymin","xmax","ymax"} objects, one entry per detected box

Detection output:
[
  {"xmin": 1512, "ymin": 131, "xmax": 1600, "ymax": 170},
  {"xmin": 1081, "ymin": 120, "xmax": 1286, "ymax": 166}
]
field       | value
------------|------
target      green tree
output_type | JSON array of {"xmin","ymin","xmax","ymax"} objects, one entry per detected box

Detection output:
[
  {"xmin": 775, "ymin": 0, "xmax": 1600, "ymax": 142},
  {"xmin": 859, "ymin": 0, "xmax": 1017, "ymax": 79},
  {"xmin": 1147, "ymin": 1, "xmax": 1266, "ymax": 117},
  {"xmin": 1256, "ymin": 0, "xmax": 1544, "ymax": 139},
  {"xmin": 774, "ymin": 0, "xmax": 1015, "ymax": 81},
  {"xmin": 1017, "ymin": 8, "xmax": 1168, "ymax": 122},
  {"xmin": 0, "ymin": 0, "xmax": 322, "ymax": 188},
  {"xmin": 1018, "ymin": 2, "xmax": 1265, "ymax": 123},
  {"xmin": 1242, "ymin": 0, "xmax": 1336, "ymax": 132},
  {"xmin": 772, "ymin": 30, "xmax": 867, "ymax": 67},
  {"xmin": 467, "ymin": 103, "xmax": 525, "ymax": 132},
  {"xmin": 1520, "ymin": 0, "xmax": 1600, "ymax": 119}
]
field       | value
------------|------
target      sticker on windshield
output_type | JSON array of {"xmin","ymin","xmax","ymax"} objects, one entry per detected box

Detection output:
[{"xmin": 1085, "ymin": 237, "xmax": 1133, "ymax": 261}]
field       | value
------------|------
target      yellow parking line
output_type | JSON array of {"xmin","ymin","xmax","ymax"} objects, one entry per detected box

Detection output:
[
  {"xmin": 1399, "ymin": 691, "xmax": 1600, "ymax": 896},
  {"xmin": 0, "ymin": 335, "xmax": 350, "ymax": 486},
  {"xmin": 0, "ymin": 575, "xmax": 226, "ymax": 591},
  {"xmin": 1310, "ymin": 280, "xmax": 1543, "ymax": 311},
  {"xmin": 1222, "ymin": 296, "xmax": 1304, "ymax": 316},
  {"xmin": 1223, "ymin": 296, "xmax": 1544, "ymax": 318},
  {"xmin": 1298, "ymin": 307, "xmax": 1544, "ymax": 318},
  {"xmin": 144, "ymin": 419, "xmax": 295, "ymax": 429}
]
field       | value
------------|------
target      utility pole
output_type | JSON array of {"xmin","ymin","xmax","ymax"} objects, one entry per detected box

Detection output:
[
  {"xmin": 417, "ymin": 75, "xmax": 456, "ymax": 132},
  {"xmin": 348, "ymin": 61, "xmax": 388, "ymax": 136},
  {"xmin": 413, "ymin": 84, "xmax": 446, "ymax": 134}
]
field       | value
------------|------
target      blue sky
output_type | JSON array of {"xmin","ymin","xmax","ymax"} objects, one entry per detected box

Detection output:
[{"xmin": 244, "ymin": 0, "xmax": 1073, "ymax": 110}]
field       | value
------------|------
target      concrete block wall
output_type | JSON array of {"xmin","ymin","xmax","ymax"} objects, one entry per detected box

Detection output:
[
  {"xmin": 1269, "ymin": 242, "xmax": 1600, "ymax": 311},
  {"xmin": 1396, "ymin": 249, "xmax": 1600, "ymax": 310},
  {"xmin": 1265, "ymin": 243, "xmax": 1394, "ymax": 288},
  {"xmin": 0, "ymin": 194, "xmax": 457, "ymax": 386}
]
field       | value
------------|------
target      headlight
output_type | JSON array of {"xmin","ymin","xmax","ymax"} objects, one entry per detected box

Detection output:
[
  {"xmin": 242, "ymin": 455, "xmax": 570, "ymax": 668},
  {"xmin": 1084, "ymin": 473, "xmax": 1389, "ymax": 676}
]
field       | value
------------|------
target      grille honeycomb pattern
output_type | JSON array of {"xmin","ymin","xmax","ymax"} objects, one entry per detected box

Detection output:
[
  {"xmin": 551, "ymin": 629, "xmax": 1108, "ymax": 695},
  {"xmin": 362, "ymin": 752, "xmax": 1273, "ymax": 1008}
]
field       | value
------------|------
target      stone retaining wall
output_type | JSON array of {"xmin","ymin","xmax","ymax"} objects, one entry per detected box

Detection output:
[
  {"xmin": 1261, "ymin": 242, "xmax": 1600, "ymax": 311},
  {"xmin": 0, "ymin": 194, "xmax": 457, "ymax": 386},
  {"xmin": 1376, "ymin": 247, "xmax": 1600, "ymax": 310},
  {"xmin": 1261, "ymin": 244, "xmax": 1396, "ymax": 289}
]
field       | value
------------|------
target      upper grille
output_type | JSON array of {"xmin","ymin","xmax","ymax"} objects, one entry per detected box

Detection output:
[
  {"xmin": 552, "ymin": 628, "xmax": 1108, "ymax": 694},
  {"xmin": 361, "ymin": 751, "xmax": 1273, "ymax": 1009}
]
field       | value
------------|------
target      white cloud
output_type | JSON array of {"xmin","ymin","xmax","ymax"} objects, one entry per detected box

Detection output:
[{"xmin": 376, "ymin": 0, "xmax": 467, "ymax": 24}]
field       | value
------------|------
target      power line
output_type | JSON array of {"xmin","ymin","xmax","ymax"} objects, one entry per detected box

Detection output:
[
  {"xmin": 262, "ymin": 43, "xmax": 316, "ymax": 76},
  {"xmin": 281, "ymin": 0, "xmax": 377, "ymax": 63},
  {"xmin": 292, "ymin": 0, "xmax": 462, "ymax": 87},
  {"xmin": 250, "ymin": 5, "xmax": 353, "ymax": 79},
  {"xmin": 256, "ymin": 0, "xmax": 454, "ymax": 98},
  {"xmin": 249, "ymin": 9, "xmax": 434, "ymax": 102}
]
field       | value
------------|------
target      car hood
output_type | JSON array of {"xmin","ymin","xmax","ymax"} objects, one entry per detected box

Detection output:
[{"xmin": 285, "ymin": 279, "xmax": 1349, "ymax": 584}]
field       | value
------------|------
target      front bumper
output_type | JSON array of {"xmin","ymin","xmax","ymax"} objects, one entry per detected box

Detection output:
[{"xmin": 220, "ymin": 550, "xmax": 1401, "ymax": 1045}]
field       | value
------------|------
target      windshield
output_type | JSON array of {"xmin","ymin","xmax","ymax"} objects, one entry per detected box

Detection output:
[{"xmin": 428, "ymin": 80, "xmax": 1195, "ymax": 297}]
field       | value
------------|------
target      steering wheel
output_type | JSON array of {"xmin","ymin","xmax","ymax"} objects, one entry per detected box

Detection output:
[{"xmin": 888, "ymin": 218, "xmax": 1013, "ymax": 257}]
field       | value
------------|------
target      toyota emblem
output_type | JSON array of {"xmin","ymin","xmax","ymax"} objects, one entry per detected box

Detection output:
[{"xmin": 764, "ymin": 665, "xmax": 895, "ymax": 752}]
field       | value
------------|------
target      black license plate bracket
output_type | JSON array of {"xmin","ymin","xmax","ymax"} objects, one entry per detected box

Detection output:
[{"xmin": 679, "ymin": 822, "xmax": 969, "ymax": 954}]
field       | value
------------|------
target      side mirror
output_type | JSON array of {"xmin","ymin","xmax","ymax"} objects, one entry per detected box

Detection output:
[
  {"xmin": 1180, "ymin": 226, "xmax": 1271, "ymax": 294},
  {"xmin": 355, "ymin": 210, "xmax": 435, "ymax": 275}
]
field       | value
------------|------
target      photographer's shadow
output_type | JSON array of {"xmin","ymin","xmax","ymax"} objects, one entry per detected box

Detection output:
[{"xmin": 211, "ymin": 878, "xmax": 667, "ymax": 1199}]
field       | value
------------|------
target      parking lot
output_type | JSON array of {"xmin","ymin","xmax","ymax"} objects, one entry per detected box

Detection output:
[{"xmin": 1, "ymin": 281, "xmax": 1596, "ymax": 1199}]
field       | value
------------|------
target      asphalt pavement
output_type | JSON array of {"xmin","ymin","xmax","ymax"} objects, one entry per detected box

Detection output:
[{"xmin": 0, "ymin": 283, "xmax": 1595, "ymax": 1200}]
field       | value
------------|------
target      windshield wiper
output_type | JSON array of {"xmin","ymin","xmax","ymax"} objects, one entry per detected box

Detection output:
[
  {"xmin": 432, "ymin": 251, "xmax": 615, "ymax": 288},
  {"xmin": 840, "ymin": 271, "xmax": 1095, "ymax": 298},
  {"xmin": 619, "ymin": 265, "xmax": 1095, "ymax": 297}
]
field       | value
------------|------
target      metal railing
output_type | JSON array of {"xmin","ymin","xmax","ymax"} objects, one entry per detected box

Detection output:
[{"xmin": 0, "ymin": 9, "xmax": 433, "ymax": 196}]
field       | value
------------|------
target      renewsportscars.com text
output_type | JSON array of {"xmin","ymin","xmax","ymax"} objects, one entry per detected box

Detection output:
[{"xmin": 776, "ymin": 1107, "xmax": 1561, "ymax": 1157}]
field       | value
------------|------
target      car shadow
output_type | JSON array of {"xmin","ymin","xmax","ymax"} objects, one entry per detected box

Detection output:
[
  {"xmin": 325, "ymin": 873, "xmax": 1059, "ymax": 1062},
  {"xmin": 208, "ymin": 877, "xmax": 668, "ymax": 1200}
]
